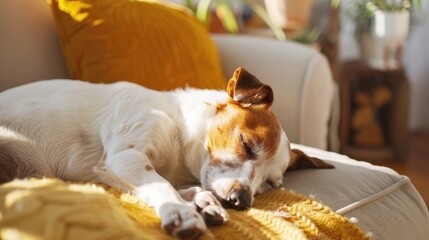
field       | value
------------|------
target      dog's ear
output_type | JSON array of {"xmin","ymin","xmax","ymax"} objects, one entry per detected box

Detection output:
[
  {"xmin": 287, "ymin": 149, "xmax": 335, "ymax": 171},
  {"xmin": 227, "ymin": 67, "xmax": 273, "ymax": 108}
]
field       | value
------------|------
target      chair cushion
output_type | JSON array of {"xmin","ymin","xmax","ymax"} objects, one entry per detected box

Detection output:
[
  {"xmin": 48, "ymin": 0, "xmax": 226, "ymax": 90},
  {"xmin": 286, "ymin": 144, "xmax": 429, "ymax": 240}
]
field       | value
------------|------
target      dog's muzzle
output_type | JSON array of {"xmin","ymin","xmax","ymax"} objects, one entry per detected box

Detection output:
[{"xmin": 223, "ymin": 186, "xmax": 251, "ymax": 210}]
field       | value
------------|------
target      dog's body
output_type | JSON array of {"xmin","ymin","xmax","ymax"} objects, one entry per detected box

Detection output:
[
  {"xmin": 0, "ymin": 79, "xmax": 212, "ymax": 185},
  {"xmin": 0, "ymin": 68, "xmax": 332, "ymax": 239}
]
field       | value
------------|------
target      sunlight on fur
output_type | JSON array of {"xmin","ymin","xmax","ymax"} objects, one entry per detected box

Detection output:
[{"xmin": 0, "ymin": 126, "xmax": 33, "ymax": 144}]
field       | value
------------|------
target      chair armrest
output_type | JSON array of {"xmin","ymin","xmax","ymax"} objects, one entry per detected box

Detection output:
[{"xmin": 212, "ymin": 35, "xmax": 336, "ymax": 150}]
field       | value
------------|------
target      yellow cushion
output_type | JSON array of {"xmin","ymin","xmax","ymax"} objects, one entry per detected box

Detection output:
[{"xmin": 48, "ymin": 0, "xmax": 226, "ymax": 90}]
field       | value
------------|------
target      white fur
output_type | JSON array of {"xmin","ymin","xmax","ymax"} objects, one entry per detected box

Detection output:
[{"xmin": 0, "ymin": 80, "xmax": 290, "ymax": 237}]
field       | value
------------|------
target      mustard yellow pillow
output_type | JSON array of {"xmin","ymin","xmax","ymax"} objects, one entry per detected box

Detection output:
[{"xmin": 48, "ymin": 0, "xmax": 226, "ymax": 90}]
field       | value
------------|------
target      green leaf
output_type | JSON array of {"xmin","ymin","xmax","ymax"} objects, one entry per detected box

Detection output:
[
  {"xmin": 196, "ymin": 0, "xmax": 213, "ymax": 26},
  {"xmin": 215, "ymin": 0, "xmax": 239, "ymax": 33},
  {"xmin": 331, "ymin": 0, "xmax": 341, "ymax": 8},
  {"xmin": 243, "ymin": 0, "xmax": 286, "ymax": 40},
  {"xmin": 184, "ymin": 0, "xmax": 196, "ymax": 13}
]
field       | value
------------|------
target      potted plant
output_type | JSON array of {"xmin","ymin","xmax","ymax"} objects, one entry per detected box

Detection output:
[
  {"xmin": 264, "ymin": 0, "xmax": 315, "ymax": 30},
  {"xmin": 184, "ymin": 0, "xmax": 286, "ymax": 40},
  {"xmin": 333, "ymin": 0, "xmax": 421, "ymax": 70}
]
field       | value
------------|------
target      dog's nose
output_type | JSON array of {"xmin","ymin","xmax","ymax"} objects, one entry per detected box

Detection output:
[{"xmin": 226, "ymin": 187, "xmax": 251, "ymax": 210}]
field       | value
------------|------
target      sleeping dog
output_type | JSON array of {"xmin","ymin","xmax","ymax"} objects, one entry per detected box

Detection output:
[{"xmin": 0, "ymin": 68, "xmax": 333, "ymax": 239}]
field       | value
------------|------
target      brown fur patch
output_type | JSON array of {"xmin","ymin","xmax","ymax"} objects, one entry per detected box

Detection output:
[
  {"xmin": 209, "ymin": 157, "xmax": 221, "ymax": 167},
  {"xmin": 287, "ymin": 148, "xmax": 335, "ymax": 170},
  {"xmin": 78, "ymin": 131, "xmax": 92, "ymax": 146},
  {"xmin": 216, "ymin": 103, "xmax": 227, "ymax": 113},
  {"xmin": 208, "ymin": 104, "xmax": 281, "ymax": 163},
  {"xmin": 227, "ymin": 67, "xmax": 273, "ymax": 108},
  {"xmin": 145, "ymin": 165, "xmax": 153, "ymax": 171},
  {"xmin": 209, "ymin": 68, "xmax": 280, "ymax": 166},
  {"xmin": 224, "ymin": 161, "xmax": 241, "ymax": 168}
]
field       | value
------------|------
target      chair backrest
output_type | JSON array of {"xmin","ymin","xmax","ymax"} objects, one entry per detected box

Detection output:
[{"xmin": 0, "ymin": 0, "xmax": 68, "ymax": 92}]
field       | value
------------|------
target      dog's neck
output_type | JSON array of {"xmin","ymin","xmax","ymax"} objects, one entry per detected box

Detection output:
[{"xmin": 173, "ymin": 88, "xmax": 228, "ymax": 181}]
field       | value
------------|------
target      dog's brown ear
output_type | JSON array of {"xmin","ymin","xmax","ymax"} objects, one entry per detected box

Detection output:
[
  {"xmin": 287, "ymin": 149, "xmax": 335, "ymax": 171},
  {"xmin": 227, "ymin": 67, "xmax": 273, "ymax": 108}
]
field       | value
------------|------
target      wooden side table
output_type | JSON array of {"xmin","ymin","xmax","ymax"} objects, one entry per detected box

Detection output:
[{"xmin": 339, "ymin": 61, "xmax": 410, "ymax": 162}]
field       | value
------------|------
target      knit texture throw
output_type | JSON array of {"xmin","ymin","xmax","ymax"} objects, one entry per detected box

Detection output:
[{"xmin": 0, "ymin": 178, "xmax": 370, "ymax": 240}]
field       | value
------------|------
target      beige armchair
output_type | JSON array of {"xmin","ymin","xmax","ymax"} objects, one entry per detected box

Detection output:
[{"xmin": 1, "ymin": 1, "xmax": 428, "ymax": 239}]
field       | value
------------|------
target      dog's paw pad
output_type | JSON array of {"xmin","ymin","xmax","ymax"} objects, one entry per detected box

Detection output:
[
  {"xmin": 163, "ymin": 211, "xmax": 182, "ymax": 234},
  {"xmin": 160, "ymin": 204, "xmax": 206, "ymax": 240},
  {"xmin": 201, "ymin": 205, "xmax": 229, "ymax": 226},
  {"xmin": 177, "ymin": 227, "xmax": 204, "ymax": 240}
]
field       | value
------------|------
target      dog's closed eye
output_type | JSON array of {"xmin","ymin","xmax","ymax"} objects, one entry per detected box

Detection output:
[{"xmin": 240, "ymin": 134, "xmax": 257, "ymax": 160}]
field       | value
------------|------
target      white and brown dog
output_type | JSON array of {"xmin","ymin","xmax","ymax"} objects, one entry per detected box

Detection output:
[{"xmin": 0, "ymin": 68, "xmax": 332, "ymax": 239}]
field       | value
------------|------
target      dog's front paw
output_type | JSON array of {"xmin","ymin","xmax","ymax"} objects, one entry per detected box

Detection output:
[
  {"xmin": 160, "ymin": 203, "xmax": 206, "ymax": 240},
  {"xmin": 194, "ymin": 190, "xmax": 229, "ymax": 226},
  {"xmin": 200, "ymin": 205, "xmax": 228, "ymax": 226}
]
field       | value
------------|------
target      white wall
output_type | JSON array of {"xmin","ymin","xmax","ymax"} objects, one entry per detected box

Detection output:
[
  {"xmin": 0, "ymin": 0, "xmax": 68, "ymax": 91},
  {"xmin": 403, "ymin": 2, "xmax": 429, "ymax": 131}
]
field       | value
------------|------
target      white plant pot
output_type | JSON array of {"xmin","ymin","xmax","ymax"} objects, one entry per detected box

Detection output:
[
  {"xmin": 264, "ymin": 0, "xmax": 313, "ymax": 30},
  {"xmin": 358, "ymin": 10, "xmax": 410, "ymax": 70}
]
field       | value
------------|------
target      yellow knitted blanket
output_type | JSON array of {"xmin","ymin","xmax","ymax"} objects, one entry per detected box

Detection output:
[{"xmin": 0, "ymin": 178, "xmax": 370, "ymax": 240}]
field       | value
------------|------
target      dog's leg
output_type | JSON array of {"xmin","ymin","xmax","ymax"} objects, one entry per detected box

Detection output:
[
  {"xmin": 178, "ymin": 186, "xmax": 229, "ymax": 226},
  {"xmin": 95, "ymin": 149, "xmax": 206, "ymax": 240}
]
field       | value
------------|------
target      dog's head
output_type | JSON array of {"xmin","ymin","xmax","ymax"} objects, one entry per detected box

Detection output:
[{"xmin": 201, "ymin": 67, "xmax": 333, "ymax": 210}]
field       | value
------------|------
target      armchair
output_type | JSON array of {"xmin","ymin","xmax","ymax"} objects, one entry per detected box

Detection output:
[{"xmin": 0, "ymin": 1, "xmax": 428, "ymax": 239}]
